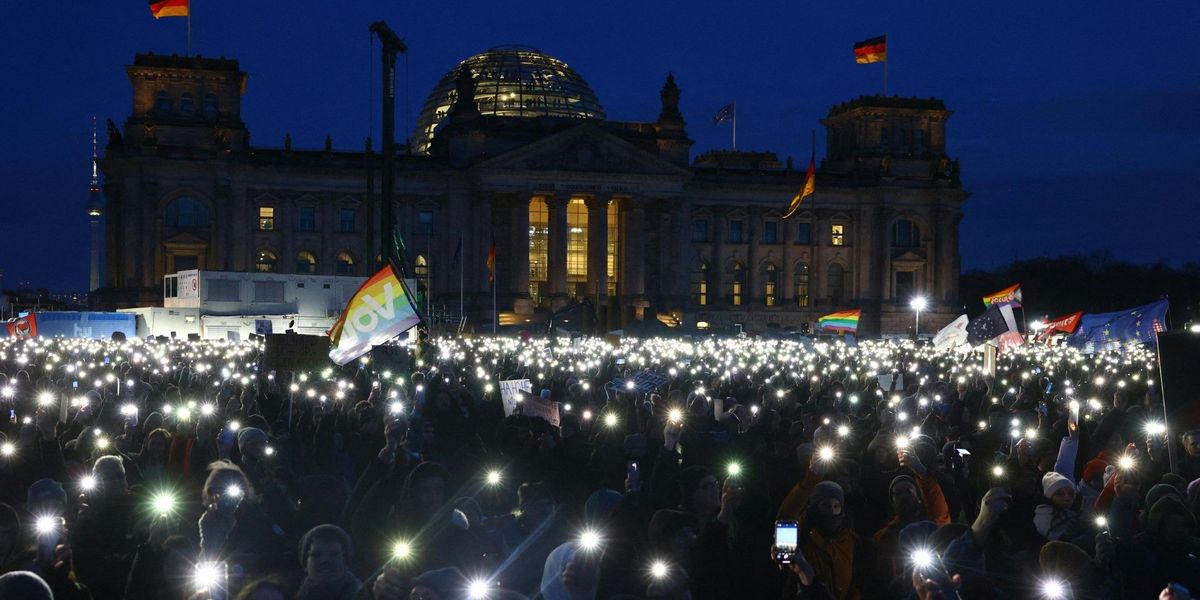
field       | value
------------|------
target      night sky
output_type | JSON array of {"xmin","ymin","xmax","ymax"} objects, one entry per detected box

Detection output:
[{"xmin": 2, "ymin": 1, "xmax": 1197, "ymax": 291}]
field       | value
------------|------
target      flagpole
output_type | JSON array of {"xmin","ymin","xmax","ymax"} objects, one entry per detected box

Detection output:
[
  {"xmin": 459, "ymin": 239, "xmax": 464, "ymax": 324},
  {"xmin": 882, "ymin": 34, "xmax": 888, "ymax": 96},
  {"xmin": 187, "ymin": 5, "xmax": 192, "ymax": 57},
  {"xmin": 492, "ymin": 267, "xmax": 497, "ymax": 335}
]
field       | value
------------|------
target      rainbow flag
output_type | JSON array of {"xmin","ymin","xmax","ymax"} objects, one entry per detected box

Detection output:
[
  {"xmin": 818, "ymin": 309, "xmax": 860, "ymax": 333},
  {"xmin": 327, "ymin": 264, "xmax": 422, "ymax": 365},
  {"xmin": 982, "ymin": 283, "xmax": 1022, "ymax": 309}
]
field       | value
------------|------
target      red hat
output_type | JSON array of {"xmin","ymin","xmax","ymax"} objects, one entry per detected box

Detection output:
[{"xmin": 1082, "ymin": 457, "xmax": 1108, "ymax": 484}]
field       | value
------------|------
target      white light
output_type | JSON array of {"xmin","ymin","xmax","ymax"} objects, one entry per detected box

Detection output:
[
  {"xmin": 604, "ymin": 413, "xmax": 618, "ymax": 428},
  {"xmin": 228, "ymin": 421, "xmax": 241, "ymax": 432},
  {"xmin": 818, "ymin": 446, "xmax": 835, "ymax": 461},
  {"xmin": 264, "ymin": 446, "xmax": 275, "ymax": 456},
  {"xmin": 992, "ymin": 465, "xmax": 1005, "ymax": 478},
  {"xmin": 95, "ymin": 437, "xmax": 109, "ymax": 450},
  {"xmin": 226, "ymin": 484, "xmax": 243, "ymax": 498},
  {"xmin": 910, "ymin": 297, "xmax": 928, "ymax": 312},
  {"xmin": 80, "ymin": 475, "xmax": 97, "ymax": 491},
  {"xmin": 668, "ymin": 408, "xmax": 683, "ymax": 423},
  {"xmin": 579, "ymin": 529, "xmax": 601, "ymax": 551},
  {"xmin": 650, "ymin": 560, "xmax": 669, "ymax": 579},
  {"xmin": 35, "ymin": 516, "xmax": 58, "ymax": 536},
  {"xmin": 120, "ymin": 403, "xmax": 137, "ymax": 416},
  {"xmin": 0, "ymin": 442, "xmax": 13, "ymax": 457},
  {"xmin": 837, "ymin": 425, "xmax": 850, "ymax": 438},
  {"xmin": 389, "ymin": 401, "xmax": 403, "ymax": 415},
  {"xmin": 1145, "ymin": 421, "xmax": 1166, "ymax": 436},
  {"xmin": 1094, "ymin": 516, "xmax": 1107, "ymax": 528},
  {"xmin": 1041, "ymin": 578, "xmax": 1067, "ymax": 600},
  {"xmin": 582, "ymin": 410, "xmax": 593, "ymax": 421},
  {"xmin": 392, "ymin": 540, "xmax": 412, "ymax": 560},
  {"xmin": 194, "ymin": 563, "xmax": 221, "ymax": 590},
  {"xmin": 1118, "ymin": 455, "xmax": 1135, "ymax": 470},
  {"xmin": 468, "ymin": 579, "xmax": 490, "ymax": 599},
  {"xmin": 37, "ymin": 391, "xmax": 54, "ymax": 407},
  {"xmin": 911, "ymin": 548, "xmax": 934, "ymax": 569},
  {"xmin": 152, "ymin": 492, "xmax": 176, "ymax": 516},
  {"xmin": 486, "ymin": 470, "xmax": 502, "ymax": 486},
  {"xmin": 726, "ymin": 462, "xmax": 742, "ymax": 477}
]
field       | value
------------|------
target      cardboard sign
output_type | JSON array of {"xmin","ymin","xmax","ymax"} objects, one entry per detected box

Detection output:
[
  {"xmin": 500, "ymin": 379, "xmax": 532, "ymax": 417},
  {"xmin": 878, "ymin": 373, "xmax": 904, "ymax": 391},
  {"xmin": 522, "ymin": 395, "xmax": 561, "ymax": 428}
]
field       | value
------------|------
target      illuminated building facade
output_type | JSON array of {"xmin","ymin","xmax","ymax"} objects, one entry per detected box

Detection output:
[{"xmin": 98, "ymin": 47, "xmax": 966, "ymax": 335}]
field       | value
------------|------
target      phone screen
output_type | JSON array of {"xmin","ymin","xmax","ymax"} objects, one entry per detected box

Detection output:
[
  {"xmin": 775, "ymin": 521, "xmax": 798, "ymax": 548},
  {"xmin": 72, "ymin": 381, "xmax": 78, "ymax": 389}
]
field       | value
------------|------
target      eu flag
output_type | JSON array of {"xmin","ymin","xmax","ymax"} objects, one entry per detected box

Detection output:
[
  {"xmin": 966, "ymin": 304, "xmax": 1008, "ymax": 345},
  {"xmin": 1074, "ymin": 299, "xmax": 1169, "ymax": 346}
]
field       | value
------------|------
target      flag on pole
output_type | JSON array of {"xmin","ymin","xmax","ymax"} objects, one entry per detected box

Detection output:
[
  {"xmin": 932, "ymin": 314, "xmax": 969, "ymax": 349},
  {"xmin": 982, "ymin": 283, "xmax": 1023, "ymax": 308},
  {"xmin": 712, "ymin": 103, "xmax": 735, "ymax": 125},
  {"xmin": 853, "ymin": 35, "xmax": 887, "ymax": 63},
  {"xmin": 1038, "ymin": 311, "xmax": 1082, "ymax": 339},
  {"xmin": 3, "ymin": 315, "xmax": 38, "ymax": 339},
  {"xmin": 451, "ymin": 234, "xmax": 463, "ymax": 269},
  {"xmin": 149, "ymin": 0, "xmax": 189, "ymax": 18},
  {"xmin": 966, "ymin": 304, "xmax": 1008, "ymax": 345},
  {"xmin": 784, "ymin": 157, "xmax": 815, "ymax": 219},
  {"xmin": 1073, "ymin": 299, "xmax": 1168, "ymax": 346},
  {"xmin": 486, "ymin": 236, "xmax": 496, "ymax": 282},
  {"xmin": 326, "ymin": 264, "xmax": 422, "ymax": 365},
  {"xmin": 817, "ymin": 309, "xmax": 860, "ymax": 333}
]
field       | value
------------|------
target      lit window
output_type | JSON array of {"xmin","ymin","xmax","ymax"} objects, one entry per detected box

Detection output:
[
  {"xmin": 529, "ymin": 198, "xmax": 549, "ymax": 302},
  {"xmin": 418, "ymin": 211, "xmax": 434, "ymax": 235},
  {"xmin": 607, "ymin": 201, "xmax": 619, "ymax": 286},
  {"xmin": 763, "ymin": 263, "xmax": 778, "ymax": 306},
  {"xmin": 763, "ymin": 221, "xmax": 778, "ymax": 244},
  {"xmin": 795, "ymin": 263, "xmax": 810, "ymax": 307},
  {"xmin": 336, "ymin": 251, "xmax": 355, "ymax": 275},
  {"xmin": 730, "ymin": 262, "xmax": 745, "ymax": 306},
  {"xmin": 831, "ymin": 224, "xmax": 845, "ymax": 246},
  {"xmin": 295, "ymin": 251, "xmax": 317, "ymax": 274},
  {"xmin": 693, "ymin": 219, "xmax": 709, "ymax": 242},
  {"xmin": 415, "ymin": 255, "xmax": 428, "ymax": 278},
  {"xmin": 255, "ymin": 250, "xmax": 278, "ymax": 273},
  {"xmin": 728, "ymin": 220, "xmax": 745, "ymax": 244},
  {"xmin": 693, "ymin": 263, "xmax": 709, "ymax": 306},
  {"xmin": 339, "ymin": 209, "xmax": 356, "ymax": 233},
  {"xmin": 258, "ymin": 207, "xmax": 275, "ymax": 231},
  {"xmin": 298, "ymin": 207, "xmax": 316, "ymax": 232},
  {"xmin": 567, "ymin": 199, "xmax": 588, "ymax": 290}
]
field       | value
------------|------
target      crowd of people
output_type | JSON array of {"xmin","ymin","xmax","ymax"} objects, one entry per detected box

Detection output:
[{"xmin": 0, "ymin": 332, "xmax": 1196, "ymax": 599}]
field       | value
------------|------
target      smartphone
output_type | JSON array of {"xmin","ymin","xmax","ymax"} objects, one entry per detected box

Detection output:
[
  {"xmin": 72, "ymin": 381, "xmax": 78, "ymax": 389},
  {"xmin": 1044, "ymin": 380, "xmax": 1053, "ymax": 394},
  {"xmin": 626, "ymin": 460, "xmax": 641, "ymax": 491},
  {"xmin": 36, "ymin": 516, "xmax": 64, "ymax": 564},
  {"xmin": 616, "ymin": 359, "xmax": 626, "ymax": 366},
  {"xmin": 1038, "ymin": 401, "xmax": 1048, "ymax": 417},
  {"xmin": 774, "ymin": 520, "xmax": 799, "ymax": 564},
  {"xmin": 195, "ymin": 562, "xmax": 230, "ymax": 600}
]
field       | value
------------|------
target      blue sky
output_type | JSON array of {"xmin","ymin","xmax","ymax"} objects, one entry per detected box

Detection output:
[{"xmin": 1, "ymin": 1, "xmax": 1197, "ymax": 290}]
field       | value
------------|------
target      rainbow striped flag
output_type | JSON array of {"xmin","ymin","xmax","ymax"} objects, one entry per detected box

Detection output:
[
  {"xmin": 818, "ymin": 309, "xmax": 861, "ymax": 333},
  {"xmin": 327, "ymin": 264, "xmax": 422, "ymax": 365},
  {"xmin": 982, "ymin": 283, "xmax": 1022, "ymax": 308}
]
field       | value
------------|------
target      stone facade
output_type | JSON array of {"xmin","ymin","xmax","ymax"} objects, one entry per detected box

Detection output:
[{"xmin": 98, "ymin": 51, "xmax": 968, "ymax": 336}]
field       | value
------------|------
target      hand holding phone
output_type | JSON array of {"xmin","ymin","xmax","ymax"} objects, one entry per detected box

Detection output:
[
  {"xmin": 774, "ymin": 520, "xmax": 798, "ymax": 564},
  {"xmin": 626, "ymin": 460, "xmax": 641, "ymax": 492}
]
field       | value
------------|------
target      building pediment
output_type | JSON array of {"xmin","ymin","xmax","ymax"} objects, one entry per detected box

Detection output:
[
  {"xmin": 891, "ymin": 249, "xmax": 927, "ymax": 263},
  {"xmin": 473, "ymin": 125, "xmax": 691, "ymax": 178}
]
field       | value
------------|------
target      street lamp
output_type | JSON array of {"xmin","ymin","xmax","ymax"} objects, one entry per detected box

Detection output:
[{"xmin": 910, "ymin": 297, "xmax": 928, "ymax": 338}]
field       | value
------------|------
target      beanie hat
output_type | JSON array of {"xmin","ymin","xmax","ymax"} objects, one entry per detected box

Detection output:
[
  {"xmin": 298, "ymin": 524, "xmax": 353, "ymax": 566},
  {"xmin": 0, "ymin": 571, "xmax": 53, "ymax": 600},
  {"xmin": 1038, "ymin": 540, "xmax": 1092, "ymax": 579},
  {"xmin": 1162, "ymin": 473, "xmax": 1188, "ymax": 496},
  {"xmin": 675, "ymin": 466, "xmax": 712, "ymax": 508},
  {"xmin": 1148, "ymin": 496, "xmax": 1194, "ymax": 534},
  {"xmin": 807, "ymin": 481, "xmax": 845, "ymax": 510},
  {"xmin": 1042, "ymin": 472, "xmax": 1074, "ymax": 499},
  {"xmin": 412, "ymin": 567, "xmax": 468, "ymax": 597},
  {"xmin": 1082, "ymin": 457, "xmax": 1109, "ymax": 485},
  {"xmin": 1146, "ymin": 483, "xmax": 1182, "ymax": 511},
  {"xmin": 26, "ymin": 478, "xmax": 66, "ymax": 508},
  {"xmin": 899, "ymin": 520, "xmax": 938, "ymax": 550},
  {"xmin": 236, "ymin": 427, "xmax": 268, "ymax": 456},
  {"xmin": 584, "ymin": 488, "xmax": 623, "ymax": 523},
  {"xmin": 1188, "ymin": 477, "xmax": 1200, "ymax": 506},
  {"xmin": 889, "ymin": 475, "xmax": 918, "ymax": 502}
]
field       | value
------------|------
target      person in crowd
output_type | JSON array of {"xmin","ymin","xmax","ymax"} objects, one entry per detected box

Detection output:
[{"xmin": 296, "ymin": 524, "xmax": 361, "ymax": 600}]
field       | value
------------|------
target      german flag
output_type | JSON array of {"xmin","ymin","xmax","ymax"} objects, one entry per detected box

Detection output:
[
  {"xmin": 783, "ymin": 157, "xmax": 814, "ymax": 220},
  {"xmin": 149, "ymin": 0, "xmax": 189, "ymax": 19},
  {"xmin": 486, "ymin": 235, "xmax": 496, "ymax": 282},
  {"xmin": 853, "ymin": 35, "xmax": 887, "ymax": 64}
]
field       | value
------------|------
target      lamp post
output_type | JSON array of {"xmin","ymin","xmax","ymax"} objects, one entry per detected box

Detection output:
[{"xmin": 910, "ymin": 297, "xmax": 927, "ymax": 339}]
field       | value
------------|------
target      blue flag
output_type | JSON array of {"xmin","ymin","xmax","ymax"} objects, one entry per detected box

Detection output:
[{"xmin": 1073, "ymin": 299, "xmax": 1169, "ymax": 346}]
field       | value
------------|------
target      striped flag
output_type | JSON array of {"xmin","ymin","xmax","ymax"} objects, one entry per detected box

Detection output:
[
  {"xmin": 853, "ymin": 35, "xmax": 887, "ymax": 64},
  {"xmin": 784, "ymin": 157, "xmax": 815, "ymax": 219},
  {"xmin": 982, "ymin": 283, "xmax": 1022, "ymax": 309},
  {"xmin": 327, "ymin": 264, "xmax": 421, "ymax": 365},
  {"xmin": 818, "ymin": 309, "xmax": 860, "ymax": 333},
  {"xmin": 149, "ymin": 0, "xmax": 189, "ymax": 18}
]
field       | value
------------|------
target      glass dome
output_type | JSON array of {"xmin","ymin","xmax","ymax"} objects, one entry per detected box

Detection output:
[{"xmin": 412, "ymin": 45, "xmax": 606, "ymax": 153}]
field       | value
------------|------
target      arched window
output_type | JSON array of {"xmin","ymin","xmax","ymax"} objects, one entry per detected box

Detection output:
[
  {"xmin": 255, "ymin": 250, "xmax": 278, "ymax": 273},
  {"xmin": 154, "ymin": 90, "xmax": 171, "ymax": 114},
  {"xmin": 295, "ymin": 251, "xmax": 317, "ymax": 274},
  {"xmin": 180, "ymin": 92, "xmax": 195, "ymax": 114},
  {"xmin": 795, "ymin": 262, "xmax": 811, "ymax": 307},
  {"xmin": 692, "ymin": 262, "xmax": 709, "ymax": 306},
  {"xmin": 892, "ymin": 219, "xmax": 921, "ymax": 248},
  {"xmin": 335, "ymin": 251, "xmax": 356, "ymax": 276},
  {"xmin": 729, "ymin": 262, "xmax": 745, "ymax": 306},
  {"xmin": 415, "ymin": 255, "xmax": 428, "ymax": 278},
  {"xmin": 203, "ymin": 93, "xmax": 219, "ymax": 116},
  {"xmin": 762, "ymin": 263, "xmax": 779, "ymax": 307},
  {"xmin": 828, "ymin": 263, "xmax": 848, "ymax": 304},
  {"xmin": 164, "ymin": 197, "xmax": 209, "ymax": 229}
]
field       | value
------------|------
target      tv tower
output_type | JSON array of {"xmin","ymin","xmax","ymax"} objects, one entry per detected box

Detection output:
[{"xmin": 86, "ymin": 117, "xmax": 103, "ymax": 292}]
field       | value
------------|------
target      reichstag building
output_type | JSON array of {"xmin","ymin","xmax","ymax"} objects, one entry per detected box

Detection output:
[{"xmin": 98, "ymin": 46, "xmax": 967, "ymax": 335}]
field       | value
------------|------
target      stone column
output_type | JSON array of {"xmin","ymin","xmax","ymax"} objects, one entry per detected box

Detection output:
[
  {"xmin": 710, "ymin": 206, "xmax": 726, "ymax": 308},
  {"xmin": 934, "ymin": 204, "xmax": 960, "ymax": 305},
  {"xmin": 747, "ymin": 207, "xmax": 760, "ymax": 305},
  {"xmin": 670, "ymin": 198, "xmax": 692, "ymax": 311},
  {"xmin": 620, "ymin": 196, "xmax": 647, "ymax": 322},
  {"xmin": 509, "ymin": 194, "xmax": 532, "ymax": 315},
  {"xmin": 585, "ymin": 196, "xmax": 609, "ymax": 299},
  {"xmin": 546, "ymin": 195, "xmax": 569, "ymax": 309}
]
